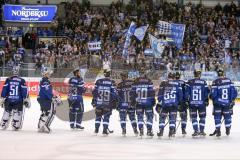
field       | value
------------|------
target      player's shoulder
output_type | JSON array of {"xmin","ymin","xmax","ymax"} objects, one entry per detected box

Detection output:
[
  {"xmin": 9, "ymin": 76, "xmax": 24, "ymax": 82},
  {"xmin": 41, "ymin": 77, "xmax": 50, "ymax": 83}
]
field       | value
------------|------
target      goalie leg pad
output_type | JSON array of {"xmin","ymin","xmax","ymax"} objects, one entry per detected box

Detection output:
[
  {"xmin": 45, "ymin": 103, "xmax": 56, "ymax": 128},
  {"xmin": 0, "ymin": 110, "xmax": 12, "ymax": 129},
  {"xmin": 38, "ymin": 103, "xmax": 56, "ymax": 132},
  {"xmin": 12, "ymin": 109, "xmax": 24, "ymax": 130}
]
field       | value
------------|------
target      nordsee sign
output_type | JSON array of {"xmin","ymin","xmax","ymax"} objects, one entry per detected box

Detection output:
[{"xmin": 3, "ymin": 5, "xmax": 57, "ymax": 23}]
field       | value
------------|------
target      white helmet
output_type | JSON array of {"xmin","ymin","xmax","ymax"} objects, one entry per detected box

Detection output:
[
  {"xmin": 41, "ymin": 66, "xmax": 53, "ymax": 76},
  {"xmin": 12, "ymin": 65, "xmax": 20, "ymax": 76}
]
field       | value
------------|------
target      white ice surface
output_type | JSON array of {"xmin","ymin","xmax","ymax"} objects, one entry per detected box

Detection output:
[{"xmin": 0, "ymin": 98, "xmax": 240, "ymax": 160}]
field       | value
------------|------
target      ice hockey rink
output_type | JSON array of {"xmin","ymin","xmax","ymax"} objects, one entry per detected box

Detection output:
[{"xmin": 1, "ymin": 97, "xmax": 240, "ymax": 160}]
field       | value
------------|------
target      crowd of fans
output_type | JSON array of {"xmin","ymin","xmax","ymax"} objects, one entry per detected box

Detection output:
[
  {"xmin": 1, "ymin": 0, "xmax": 240, "ymax": 78},
  {"xmin": 37, "ymin": 0, "xmax": 240, "ymax": 74}
]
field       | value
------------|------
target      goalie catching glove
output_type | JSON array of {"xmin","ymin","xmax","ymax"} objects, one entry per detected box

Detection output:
[
  {"xmin": 53, "ymin": 95, "xmax": 63, "ymax": 106},
  {"xmin": 23, "ymin": 97, "xmax": 31, "ymax": 108},
  {"xmin": 0, "ymin": 97, "xmax": 5, "ymax": 108}
]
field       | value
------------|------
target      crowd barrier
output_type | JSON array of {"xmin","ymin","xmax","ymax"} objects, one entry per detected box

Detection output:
[{"xmin": 1, "ymin": 77, "xmax": 240, "ymax": 99}]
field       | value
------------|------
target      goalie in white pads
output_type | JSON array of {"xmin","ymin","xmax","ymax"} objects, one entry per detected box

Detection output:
[
  {"xmin": 0, "ymin": 65, "xmax": 30, "ymax": 131},
  {"xmin": 37, "ymin": 67, "xmax": 62, "ymax": 133}
]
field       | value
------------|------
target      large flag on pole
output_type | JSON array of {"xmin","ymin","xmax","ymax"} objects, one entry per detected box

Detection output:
[
  {"xmin": 157, "ymin": 21, "xmax": 172, "ymax": 35},
  {"xmin": 134, "ymin": 25, "xmax": 149, "ymax": 41},
  {"xmin": 122, "ymin": 22, "xmax": 136, "ymax": 58},
  {"xmin": 149, "ymin": 34, "xmax": 167, "ymax": 58},
  {"xmin": 169, "ymin": 23, "xmax": 185, "ymax": 49},
  {"xmin": 157, "ymin": 20, "xmax": 185, "ymax": 49}
]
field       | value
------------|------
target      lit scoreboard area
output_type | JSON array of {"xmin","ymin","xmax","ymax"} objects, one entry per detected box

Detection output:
[{"xmin": 2, "ymin": 4, "xmax": 57, "ymax": 26}]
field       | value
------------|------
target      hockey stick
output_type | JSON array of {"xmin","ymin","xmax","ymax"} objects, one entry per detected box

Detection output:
[
  {"xmin": 100, "ymin": 117, "xmax": 114, "ymax": 133},
  {"xmin": 209, "ymin": 119, "xmax": 225, "ymax": 136},
  {"xmin": 175, "ymin": 119, "xmax": 181, "ymax": 132}
]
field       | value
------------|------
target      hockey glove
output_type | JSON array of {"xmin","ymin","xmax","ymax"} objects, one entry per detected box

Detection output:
[
  {"xmin": 230, "ymin": 101, "xmax": 235, "ymax": 109},
  {"xmin": 184, "ymin": 101, "xmax": 189, "ymax": 109},
  {"xmin": 53, "ymin": 95, "xmax": 63, "ymax": 106},
  {"xmin": 178, "ymin": 105, "xmax": 183, "ymax": 112},
  {"xmin": 91, "ymin": 99, "xmax": 96, "ymax": 108},
  {"xmin": 0, "ymin": 97, "xmax": 5, "ymax": 108},
  {"xmin": 205, "ymin": 99, "xmax": 209, "ymax": 107},
  {"xmin": 155, "ymin": 103, "xmax": 162, "ymax": 114},
  {"xmin": 23, "ymin": 98, "xmax": 31, "ymax": 108}
]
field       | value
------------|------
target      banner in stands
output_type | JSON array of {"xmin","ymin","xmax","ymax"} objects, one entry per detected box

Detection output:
[
  {"xmin": 3, "ymin": 5, "xmax": 57, "ymax": 23},
  {"xmin": 88, "ymin": 41, "xmax": 102, "ymax": 51}
]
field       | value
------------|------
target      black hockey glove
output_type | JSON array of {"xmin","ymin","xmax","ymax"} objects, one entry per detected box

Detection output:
[
  {"xmin": 178, "ymin": 102, "xmax": 183, "ymax": 111},
  {"xmin": 23, "ymin": 98, "xmax": 31, "ymax": 108},
  {"xmin": 155, "ymin": 103, "xmax": 162, "ymax": 114},
  {"xmin": 184, "ymin": 101, "xmax": 189, "ymax": 109},
  {"xmin": 205, "ymin": 99, "xmax": 209, "ymax": 107},
  {"xmin": 230, "ymin": 101, "xmax": 235, "ymax": 109},
  {"xmin": 91, "ymin": 99, "xmax": 96, "ymax": 108}
]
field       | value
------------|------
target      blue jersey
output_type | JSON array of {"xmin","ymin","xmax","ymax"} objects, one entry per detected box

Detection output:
[
  {"xmin": 117, "ymin": 79, "xmax": 134, "ymax": 109},
  {"xmin": 38, "ymin": 77, "xmax": 53, "ymax": 100},
  {"xmin": 210, "ymin": 77, "xmax": 237, "ymax": 106},
  {"xmin": 1, "ymin": 76, "xmax": 28, "ymax": 103},
  {"xmin": 176, "ymin": 79, "xmax": 186, "ymax": 102},
  {"xmin": 68, "ymin": 76, "xmax": 86, "ymax": 102},
  {"xmin": 158, "ymin": 80, "xmax": 183, "ymax": 108},
  {"xmin": 186, "ymin": 78, "xmax": 209, "ymax": 107},
  {"xmin": 92, "ymin": 78, "xmax": 117, "ymax": 107},
  {"xmin": 132, "ymin": 77, "xmax": 155, "ymax": 107}
]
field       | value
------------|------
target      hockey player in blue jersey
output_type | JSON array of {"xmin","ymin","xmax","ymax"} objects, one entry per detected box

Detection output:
[
  {"xmin": 92, "ymin": 71, "xmax": 118, "ymax": 136},
  {"xmin": 68, "ymin": 68, "xmax": 86, "ymax": 130},
  {"xmin": 210, "ymin": 69, "xmax": 237, "ymax": 137},
  {"xmin": 37, "ymin": 67, "xmax": 62, "ymax": 133},
  {"xmin": 185, "ymin": 70, "xmax": 209, "ymax": 137},
  {"xmin": 131, "ymin": 72, "xmax": 155, "ymax": 137},
  {"xmin": 0, "ymin": 65, "xmax": 30, "ymax": 131},
  {"xmin": 117, "ymin": 73, "xmax": 138, "ymax": 136},
  {"xmin": 175, "ymin": 72, "xmax": 188, "ymax": 136},
  {"xmin": 156, "ymin": 72, "xmax": 183, "ymax": 138}
]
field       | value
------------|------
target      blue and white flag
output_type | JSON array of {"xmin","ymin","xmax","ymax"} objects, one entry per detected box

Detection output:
[
  {"xmin": 157, "ymin": 21, "xmax": 185, "ymax": 49},
  {"xmin": 122, "ymin": 22, "xmax": 136, "ymax": 58},
  {"xmin": 169, "ymin": 23, "xmax": 185, "ymax": 49},
  {"xmin": 157, "ymin": 21, "xmax": 172, "ymax": 35},
  {"xmin": 134, "ymin": 25, "xmax": 149, "ymax": 41},
  {"xmin": 149, "ymin": 34, "xmax": 167, "ymax": 58}
]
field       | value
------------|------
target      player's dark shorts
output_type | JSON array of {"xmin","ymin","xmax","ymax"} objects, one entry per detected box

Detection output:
[
  {"xmin": 68, "ymin": 99, "xmax": 84, "ymax": 113},
  {"xmin": 37, "ymin": 98, "xmax": 52, "ymax": 112},
  {"xmin": 95, "ymin": 106, "xmax": 112, "ymax": 117},
  {"xmin": 4, "ymin": 100, "xmax": 23, "ymax": 112}
]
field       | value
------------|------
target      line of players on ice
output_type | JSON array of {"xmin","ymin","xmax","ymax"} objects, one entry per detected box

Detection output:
[{"xmin": 0, "ymin": 65, "xmax": 238, "ymax": 138}]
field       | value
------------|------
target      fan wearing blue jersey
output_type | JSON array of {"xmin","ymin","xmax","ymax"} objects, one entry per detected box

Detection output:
[
  {"xmin": 156, "ymin": 72, "xmax": 183, "ymax": 138},
  {"xmin": 92, "ymin": 71, "xmax": 118, "ymax": 136},
  {"xmin": 68, "ymin": 68, "xmax": 86, "ymax": 130},
  {"xmin": 185, "ymin": 70, "xmax": 209, "ymax": 137},
  {"xmin": 0, "ymin": 66, "xmax": 30, "ymax": 131},
  {"xmin": 117, "ymin": 73, "xmax": 138, "ymax": 136},
  {"xmin": 37, "ymin": 67, "xmax": 62, "ymax": 133},
  {"xmin": 175, "ymin": 72, "xmax": 188, "ymax": 136},
  {"xmin": 132, "ymin": 73, "xmax": 156, "ymax": 138},
  {"xmin": 210, "ymin": 69, "xmax": 237, "ymax": 137}
]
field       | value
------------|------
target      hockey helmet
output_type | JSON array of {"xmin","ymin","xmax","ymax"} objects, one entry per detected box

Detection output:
[
  {"xmin": 168, "ymin": 72, "xmax": 175, "ymax": 79},
  {"xmin": 175, "ymin": 72, "xmax": 181, "ymax": 80},
  {"xmin": 194, "ymin": 70, "xmax": 201, "ymax": 78},
  {"xmin": 217, "ymin": 68, "xmax": 224, "ymax": 77},
  {"xmin": 12, "ymin": 65, "xmax": 20, "ymax": 76},
  {"xmin": 41, "ymin": 66, "xmax": 53, "ymax": 76},
  {"xmin": 73, "ymin": 68, "xmax": 80, "ymax": 76}
]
